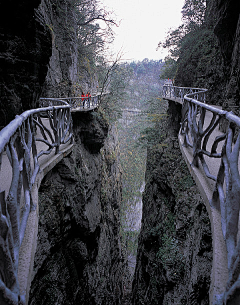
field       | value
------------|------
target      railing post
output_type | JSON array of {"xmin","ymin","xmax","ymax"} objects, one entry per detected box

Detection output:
[{"xmin": 0, "ymin": 92, "xmax": 107, "ymax": 304}]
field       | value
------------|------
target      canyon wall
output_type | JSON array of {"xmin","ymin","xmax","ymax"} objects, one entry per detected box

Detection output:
[
  {"xmin": 132, "ymin": 101, "xmax": 212, "ymax": 304},
  {"xmin": 0, "ymin": 0, "xmax": 98, "ymax": 127},
  {"xmin": 0, "ymin": 0, "xmax": 51, "ymax": 126},
  {"xmin": 29, "ymin": 110, "xmax": 129, "ymax": 305},
  {"xmin": 1, "ymin": 1, "xmax": 128, "ymax": 303},
  {"xmin": 213, "ymin": 0, "xmax": 240, "ymax": 114},
  {"xmin": 131, "ymin": 2, "xmax": 240, "ymax": 303},
  {"xmin": 38, "ymin": 0, "xmax": 98, "ymax": 98}
]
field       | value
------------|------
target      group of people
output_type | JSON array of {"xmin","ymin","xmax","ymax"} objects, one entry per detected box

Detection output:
[{"xmin": 81, "ymin": 91, "xmax": 91, "ymax": 108}]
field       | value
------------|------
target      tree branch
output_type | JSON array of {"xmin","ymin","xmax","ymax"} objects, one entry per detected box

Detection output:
[{"xmin": 78, "ymin": 15, "xmax": 117, "ymax": 26}]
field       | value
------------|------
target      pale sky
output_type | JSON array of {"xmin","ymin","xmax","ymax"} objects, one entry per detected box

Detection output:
[{"xmin": 100, "ymin": 0, "xmax": 185, "ymax": 61}]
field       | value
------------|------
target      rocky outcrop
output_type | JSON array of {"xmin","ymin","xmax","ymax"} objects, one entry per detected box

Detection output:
[
  {"xmin": 29, "ymin": 110, "xmax": 128, "ymax": 305},
  {"xmin": 0, "ymin": 0, "xmax": 99, "ymax": 128},
  {"xmin": 132, "ymin": 101, "xmax": 212, "ymax": 304},
  {"xmin": 38, "ymin": 0, "xmax": 98, "ymax": 98},
  {"xmin": 202, "ymin": 0, "xmax": 240, "ymax": 115},
  {"xmin": 0, "ymin": 0, "xmax": 51, "ymax": 126},
  {"xmin": 37, "ymin": 0, "xmax": 78, "ymax": 97},
  {"xmin": 210, "ymin": 0, "xmax": 240, "ymax": 113}
]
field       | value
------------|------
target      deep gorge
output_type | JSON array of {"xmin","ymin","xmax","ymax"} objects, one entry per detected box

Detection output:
[
  {"xmin": 1, "ymin": 0, "xmax": 240, "ymax": 304},
  {"xmin": 132, "ymin": 100, "xmax": 212, "ymax": 304}
]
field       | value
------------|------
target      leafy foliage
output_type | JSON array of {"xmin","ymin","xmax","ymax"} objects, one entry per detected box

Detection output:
[
  {"xmin": 181, "ymin": 0, "xmax": 206, "ymax": 30},
  {"xmin": 159, "ymin": 57, "xmax": 177, "ymax": 80},
  {"xmin": 98, "ymin": 61, "xmax": 132, "ymax": 123},
  {"xmin": 75, "ymin": 0, "xmax": 116, "ymax": 60},
  {"xmin": 158, "ymin": 0, "xmax": 225, "ymax": 104},
  {"xmin": 175, "ymin": 27, "xmax": 219, "ymax": 87},
  {"xmin": 136, "ymin": 98, "xmax": 168, "ymax": 150}
]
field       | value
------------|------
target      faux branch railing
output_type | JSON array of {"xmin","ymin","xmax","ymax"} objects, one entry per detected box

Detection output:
[
  {"xmin": 0, "ymin": 101, "xmax": 73, "ymax": 305},
  {"xmin": 39, "ymin": 93, "xmax": 101, "ymax": 109},
  {"xmin": 163, "ymin": 85, "xmax": 240, "ymax": 304},
  {"xmin": 162, "ymin": 84, "xmax": 207, "ymax": 103}
]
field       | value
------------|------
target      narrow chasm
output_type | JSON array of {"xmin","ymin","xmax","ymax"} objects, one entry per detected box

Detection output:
[
  {"xmin": 28, "ymin": 63, "xmax": 213, "ymax": 305},
  {"xmin": 131, "ymin": 100, "xmax": 213, "ymax": 305},
  {"xmin": 2, "ymin": 0, "xmax": 236, "ymax": 303},
  {"xmin": 116, "ymin": 61, "xmax": 165, "ymax": 304}
]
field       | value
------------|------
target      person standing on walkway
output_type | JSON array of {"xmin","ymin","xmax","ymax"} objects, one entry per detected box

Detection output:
[
  {"xmin": 85, "ymin": 92, "xmax": 89, "ymax": 108},
  {"xmin": 81, "ymin": 91, "xmax": 85, "ymax": 108},
  {"xmin": 87, "ymin": 92, "xmax": 91, "ymax": 107}
]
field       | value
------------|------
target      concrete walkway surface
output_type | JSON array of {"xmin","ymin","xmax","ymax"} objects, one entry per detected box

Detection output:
[
  {"xmin": 164, "ymin": 96, "xmax": 240, "ymax": 302},
  {"xmin": 0, "ymin": 99, "xmax": 101, "ymax": 303},
  {"xmin": 0, "ymin": 115, "xmax": 74, "ymax": 302}
]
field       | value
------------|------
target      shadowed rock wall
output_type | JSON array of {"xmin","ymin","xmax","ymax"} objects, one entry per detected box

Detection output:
[
  {"xmin": 29, "ymin": 110, "xmax": 129, "ymax": 305},
  {"xmin": 132, "ymin": 101, "xmax": 212, "ymax": 305},
  {"xmin": 0, "ymin": 0, "xmax": 51, "ymax": 126},
  {"xmin": 213, "ymin": 0, "xmax": 240, "ymax": 114},
  {"xmin": 0, "ymin": 0, "xmax": 98, "ymax": 128}
]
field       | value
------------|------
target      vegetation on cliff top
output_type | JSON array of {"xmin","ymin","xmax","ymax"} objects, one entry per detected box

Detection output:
[{"xmin": 159, "ymin": 0, "xmax": 224, "ymax": 104}]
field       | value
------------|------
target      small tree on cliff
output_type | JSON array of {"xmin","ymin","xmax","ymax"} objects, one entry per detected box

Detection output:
[
  {"xmin": 97, "ymin": 55, "xmax": 132, "ymax": 123},
  {"xmin": 158, "ymin": 0, "xmax": 223, "ymax": 91},
  {"xmin": 75, "ymin": 0, "xmax": 118, "ymax": 70}
]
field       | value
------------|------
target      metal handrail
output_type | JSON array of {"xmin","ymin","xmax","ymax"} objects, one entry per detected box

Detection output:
[
  {"xmin": 0, "ymin": 102, "xmax": 74, "ymax": 304},
  {"xmin": 162, "ymin": 84, "xmax": 207, "ymax": 103},
  {"xmin": 0, "ymin": 90, "xmax": 105, "ymax": 304},
  {"xmin": 163, "ymin": 84, "xmax": 240, "ymax": 303},
  {"xmin": 39, "ymin": 92, "xmax": 104, "ymax": 109}
]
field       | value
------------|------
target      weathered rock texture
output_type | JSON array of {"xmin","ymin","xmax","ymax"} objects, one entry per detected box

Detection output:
[
  {"xmin": 38, "ymin": 0, "xmax": 98, "ymax": 98},
  {"xmin": 212, "ymin": 0, "xmax": 240, "ymax": 115},
  {"xmin": 132, "ymin": 101, "xmax": 212, "ymax": 305},
  {"xmin": 1, "ymin": 1, "xmax": 128, "ymax": 303},
  {"xmin": 0, "ymin": 0, "xmax": 98, "ymax": 127},
  {"xmin": 29, "ymin": 110, "xmax": 128, "ymax": 305},
  {"xmin": 0, "ymin": 0, "xmax": 51, "ymax": 126},
  {"xmin": 173, "ymin": 0, "xmax": 240, "ymax": 110}
]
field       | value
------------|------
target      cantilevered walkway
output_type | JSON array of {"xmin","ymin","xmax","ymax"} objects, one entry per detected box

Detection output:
[
  {"xmin": 0, "ymin": 94, "xmax": 102, "ymax": 305},
  {"xmin": 163, "ymin": 85, "xmax": 240, "ymax": 305},
  {"xmin": 1, "ymin": 86, "xmax": 240, "ymax": 305}
]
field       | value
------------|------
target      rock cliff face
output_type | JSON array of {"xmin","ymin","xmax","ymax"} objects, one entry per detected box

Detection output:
[
  {"xmin": 37, "ymin": 0, "xmax": 79, "ymax": 97},
  {"xmin": 29, "ymin": 110, "xmax": 128, "ymax": 305},
  {"xmin": 38, "ymin": 0, "xmax": 98, "ymax": 98},
  {"xmin": 210, "ymin": 0, "xmax": 240, "ymax": 113},
  {"xmin": 0, "ymin": 0, "xmax": 51, "ymax": 126},
  {"xmin": 132, "ymin": 101, "xmax": 212, "ymax": 305},
  {"xmin": 0, "ymin": 0, "xmax": 98, "ymax": 127},
  {"xmin": 1, "ymin": 1, "xmax": 128, "ymax": 303}
]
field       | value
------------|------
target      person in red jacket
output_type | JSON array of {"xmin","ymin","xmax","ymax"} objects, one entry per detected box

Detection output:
[{"xmin": 81, "ymin": 91, "xmax": 85, "ymax": 108}]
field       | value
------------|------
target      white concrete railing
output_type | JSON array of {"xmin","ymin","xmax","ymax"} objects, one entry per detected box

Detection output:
[
  {"xmin": 0, "ymin": 92, "xmax": 104, "ymax": 304},
  {"xmin": 163, "ymin": 85, "xmax": 240, "ymax": 305}
]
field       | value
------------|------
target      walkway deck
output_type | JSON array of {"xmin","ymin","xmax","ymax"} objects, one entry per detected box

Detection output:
[
  {"xmin": 178, "ymin": 107, "xmax": 228, "ymax": 300},
  {"xmin": 0, "ymin": 99, "xmax": 100, "ymax": 304},
  {"xmin": 163, "ymin": 89, "xmax": 240, "ymax": 304}
]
